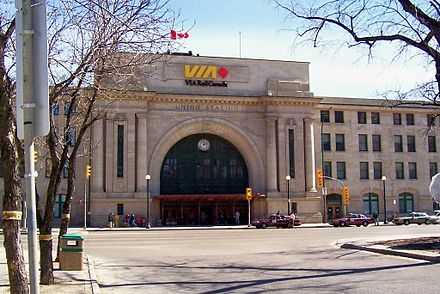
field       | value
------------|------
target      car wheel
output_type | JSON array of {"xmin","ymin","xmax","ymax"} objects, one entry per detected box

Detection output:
[
  {"xmin": 362, "ymin": 221, "xmax": 369, "ymax": 227},
  {"xmin": 404, "ymin": 220, "xmax": 410, "ymax": 225},
  {"xmin": 340, "ymin": 221, "xmax": 347, "ymax": 227},
  {"xmin": 261, "ymin": 222, "xmax": 267, "ymax": 229},
  {"xmin": 287, "ymin": 222, "xmax": 293, "ymax": 228},
  {"xmin": 356, "ymin": 225, "xmax": 361, "ymax": 227},
  {"xmin": 425, "ymin": 219, "xmax": 431, "ymax": 225}
]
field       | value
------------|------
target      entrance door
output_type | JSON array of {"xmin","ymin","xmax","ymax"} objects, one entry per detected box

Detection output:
[{"xmin": 327, "ymin": 194, "xmax": 342, "ymax": 221}]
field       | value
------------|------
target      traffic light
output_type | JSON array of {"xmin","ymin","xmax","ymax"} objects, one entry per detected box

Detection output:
[
  {"xmin": 316, "ymin": 169, "xmax": 323, "ymax": 187},
  {"xmin": 343, "ymin": 187, "xmax": 350, "ymax": 204},
  {"xmin": 33, "ymin": 151, "xmax": 37, "ymax": 163},
  {"xmin": 246, "ymin": 187, "xmax": 252, "ymax": 200},
  {"xmin": 86, "ymin": 164, "xmax": 91, "ymax": 179}
]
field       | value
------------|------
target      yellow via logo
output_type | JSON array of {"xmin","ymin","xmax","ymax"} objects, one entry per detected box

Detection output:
[{"xmin": 184, "ymin": 65, "xmax": 218, "ymax": 79}]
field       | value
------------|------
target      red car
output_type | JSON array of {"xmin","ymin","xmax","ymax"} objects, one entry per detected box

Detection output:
[
  {"xmin": 330, "ymin": 213, "xmax": 373, "ymax": 227},
  {"xmin": 253, "ymin": 214, "xmax": 301, "ymax": 229}
]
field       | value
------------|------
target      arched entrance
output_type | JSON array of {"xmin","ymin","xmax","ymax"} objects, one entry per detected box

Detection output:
[{"xmin": 158, "ymin": 134, "xmax": 249, "ymax": 225}]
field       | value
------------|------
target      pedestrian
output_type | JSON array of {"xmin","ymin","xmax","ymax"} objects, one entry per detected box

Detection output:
[
  {"xmin": 373, "ymin": 211, "xmax": 379, "ymax": 226},
  {"xmin": 107, "ymin": 212, "xmax": 115, "ymax": 229},
  {"xmin": 129, "ymin": 212, "xmax": 136, "ymax": 227},
  {"xmin": 276, "ymin": 210, "xmax": 280, "ymax": 216},
  {"xmin": 290, "ymin": 212, "xmax": 296, "ymax": 228},
  {"xmin": 234, "ymin": 210, "xmax": 240, "ymax": 225}
]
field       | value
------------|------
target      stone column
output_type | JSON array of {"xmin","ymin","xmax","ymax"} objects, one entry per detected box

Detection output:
[
  {"xmin": 127, "ymin": 114, "xmax": 136, "ymax": 192},
  {"xmin": 91, "ymin": 119, "xmax": 105, "ymax": 192},
  {"xmin": 105, "ymin": 118, "xmax": 114, "ymax": 193},
  {"xmin": 277, "ymin": 118, "xmax": 287, "ymax": 191},
  {"xmin": 304, "ymin": 118, "xmax": 317, "ymax": 192},
  {"xmin": 265, "ymin": 117, "xmax": 278, "ymax": 193},
  {"xmin": 136, "ymin": 114, "xmax": 148, "ymax": 192}
]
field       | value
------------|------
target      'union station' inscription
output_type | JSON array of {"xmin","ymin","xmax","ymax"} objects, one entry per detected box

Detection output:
[{"xmin": 176, "ymin": 104, "xmax": 240, "ymax": 112}]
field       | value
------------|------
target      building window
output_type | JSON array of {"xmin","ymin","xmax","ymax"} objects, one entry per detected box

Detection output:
[
  {"xmin": 363, "ymin": 193, "xmax": 379, "ymax": 215},
  {"xmin": 324, "ymin": 162, "xmax": 332, "ymax": 178},
  {"xmin": 358, "ymin": 134, "xmax": 368, "ymax": 151},
  {"xmin": 427, "ymin": 114, "xmax": 436, "ymax": 127},
  {"xmin": 63, "ymin": 162, "xmax": 69, "ymax": 178},
  {"xmin": 64, "ymin": 127, "xmax": 76, "ymax": 147},
  {"xmin": 288, "ymin": 129, "xmax": 295, "ymax": 178},
  {"xmin": 408, "ymin": 162, "xmax": 417, "ymax": 179},
  {"xmin": 371, "ymin": 112, "xmax": 380, "ymax": 124},
  {"xmin": 406, "ymin": 113, "xmax": 414, "ymax": 125},
  {"xmin": 45, "ymin": 158, "xmax": 51, "ymax": 178},
  {"xmin": 322, "ymin": 133, "xmax": 331, "ymax": 151},
  {"xmin": 394, "ymin": 135, "xmax": 403, "ymax": 152},
  {"xmin": 117, "ymin": 125, "xmax": 124, "ymax": 178},
  {"xmin": 335, "ymin": 111, "xmax": 344, "ymax": 123},
  {"xmin": 395, "ymin": 162, "xmax": 404, "ymax": 179},
  {"xmin": 335, "ymin": 134, "xmax": 345, "ymax": 151},
  {"xmin": 373, "ymin": 162, "xmax": 382, "ymax": 179},
  {"xmin": 320, "ymin": 110, "xmax": 330, "ymax": 123},
  {"xmin": 429, "ymin": 162, "xmax": 438, "ymax": 178},
  {"xmin": 360, "ymin": 162, "xmax": 369, "ymax": 179},
  {"xmin": 399, "ymin": 193, "xmax": 414, "ymax": 213},
  {"xmin": 54, "ymin": 194, "xmax": 66, "ymax": 218},
  {"xmin": 372, "ymin": 134, "xmax": 381, "ymax": 152},
  {"xmin": 428, "ymin": 136, "xmax": 437, "ymax": 152},
  {"xmin": 358, "ymin": 112, "xmax": 367, "ymax": 124},
  {"xmin": 0, "ymin": 164, "xmax": 3, "ymax": 178},
  {"xmin": 336, "ymin": 162, "xmax": 346, "ymax": 179},
  {"xmin": 393, "ymin": 113, "xmax": 402, "ymax": 125},
  {"xmin": 407, "ymin": 135, "xmax": 416, "ymax": 152},
  {"xmin": 52, "ymin": 102, "xmax": 59, "ymax": 115},
  {"xmin": 63, "ymin": 102, "xmax": 76, "ymax": 116}
]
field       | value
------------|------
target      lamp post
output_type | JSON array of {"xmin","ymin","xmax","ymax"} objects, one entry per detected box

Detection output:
[
  {"xmin": 286, "ymin": 175, "xmax": 291, "ymax": 215},
  {"xmin": 145, "ymin": 174, "xmax": 151, "ymax": 229},
  {"xmin": 381, "ymin": 175, "xmax": 387, "ymax": 224}
]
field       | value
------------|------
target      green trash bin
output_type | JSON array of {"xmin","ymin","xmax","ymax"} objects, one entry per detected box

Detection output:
[{"xmin": 59, "ymin": 234, "xmax": 84, "ymax": 271}]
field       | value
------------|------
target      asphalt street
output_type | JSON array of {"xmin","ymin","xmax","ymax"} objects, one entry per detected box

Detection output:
[{"xmin": 84, "ymin": 224, "xmax": 440, "ymax": 293}]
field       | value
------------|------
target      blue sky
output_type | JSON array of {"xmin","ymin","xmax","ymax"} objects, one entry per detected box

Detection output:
[{"xmin": 168, "ymin": 0, "xmax": 432, "ymax": 98}]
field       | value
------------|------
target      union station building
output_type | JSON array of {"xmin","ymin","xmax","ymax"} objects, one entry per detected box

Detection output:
[{"xmin": 1, "ymin": 53, "xmax": 439, "ymax": 227}]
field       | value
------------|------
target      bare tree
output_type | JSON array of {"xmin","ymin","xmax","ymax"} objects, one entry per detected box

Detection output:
[{"xmin": 272, "ymin": 0, "xmax": 440, "ymax": 103}]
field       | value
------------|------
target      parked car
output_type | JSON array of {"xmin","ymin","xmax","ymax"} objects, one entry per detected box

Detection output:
[
  {"xmin": 253, "ymin": 214, "xmax": 300, "ymax": 229},
  {"xmin": 330, "ymin": 213, "xmax": 373, "ymax": 227},
  {"xmin": 393, "ymin": 212, "xmax": 432, "ymax": 225},
  {"xmin": 429, "ymin": 211, "xmax": 440, "ymax": 224}
]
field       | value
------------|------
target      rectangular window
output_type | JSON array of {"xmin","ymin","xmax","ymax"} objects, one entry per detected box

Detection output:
[
  {"xmin": 393, "ymin": 113, "xmax": 402, "ymax": 125},
  {"xmin": 117, "ymin": 125, "xmax": 124, "ymax": 178},
  {"xmin": 394, "ymin": 135, "xmax": 403, "ymax": 152},
  {"xmin": 64, "ymin": 127, "xmax": 76, "ymax": 147},
  {"xmin": 427, "ymin": 114, "xmax": 436, "ymax": 127},
  {"xmin": 360, "ymin": 162, "xmax": 369, "ymax": 179},
  {"xmin": 63, "ymin": 162, "xmax": 69, "ymax": 178},
  {"xmin": 408, "ymin": 162, "xmax": 417, "ymax": 179},
  {"xmin": 395, "ymin": 162, "xmax": 404, "ymax": 179},
  {"xmin": 406, "ymin": 113, "xmax": 415, "ymax": 125},
  {"xmin": 430, "ymin": 162, "xmax": 438, "ymax": 178},
  {"xmin": 324, "ymin": 162, "xmax": 332, "ymax": 178},
  {"xmin": 336, "ymin": 162, "xmax": 346, "ymax": 179},
  {"xmin": 371, "ymin": 112, "xmax": 380, "ymax": 124},
  {"xmin": 54, "ymin": 194, "xmax": 66, "ymax": 218},
  {"xmin": 0, "ymin": 164, "xmax": 3, "ymax": 178},
  {"xmin": 63, "ymin": 102, "xmax": 76, "ymax": 116},
  {"xmin": 335, "ymin": 111, "xmax": 344, "ymax": 123},
  {"xmin": 335, "ymin": 134, "xmax": 345, "ymax": 151},
  {"xmin": 52, "ymin": 102, "xmax": 59, "ymax": 115},
  {"xmin": 45, "ymin": 158, "xmax": 51, "ymax": 178},
  {"xmin": 322, "ymin": 133, "xmax": 331, "ymax": 151},
  {"xmin": 428, "ymin": 136, "xmax": 437, "ymax": 152},
  {"xmin": 358, "ymin": 112, "xmax": 367, "ymax": 124},
  {"xmin": 372, "ymin": 134, "xmax": 381, "ymax": 152},
  {"xmin": 288, "ymin": 129, "xmax": 295, "ymax": 178},
  {"xmin": 407, "ymin": 135, "xmax": 416, "ymax": 152},
  {"xmin": 358, "ymin": 134, "xmax": 368, "ymax": 151},
  {"xmin": 373, "ymin": 162, "xmax": 382, "ymax": 179},
  {"xmin": 320, "ymin": 110, "xmax": 330, "ymax": 123}
]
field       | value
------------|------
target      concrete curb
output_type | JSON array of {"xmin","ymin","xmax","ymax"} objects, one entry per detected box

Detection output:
[
  {"xmin": 341, "ymin": 243, "xmax": 440, "ymax": 263},
  {"xmin": 86, "ymin": 255, "xmax": 100, "ymax": 294}
]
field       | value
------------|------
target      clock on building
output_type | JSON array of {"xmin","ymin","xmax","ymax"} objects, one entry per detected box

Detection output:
[{"xmin": 197, "ymin": 138, "xmax": 210, "ymax": 151}]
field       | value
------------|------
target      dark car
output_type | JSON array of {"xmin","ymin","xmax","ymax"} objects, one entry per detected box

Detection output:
[
  {"xmin": 330, "ymin": 213, "xmax": 373, "ymax": 227},
  {"xmin": 253, "ymin": 214, "xmax": 300, "ymax": 229}
]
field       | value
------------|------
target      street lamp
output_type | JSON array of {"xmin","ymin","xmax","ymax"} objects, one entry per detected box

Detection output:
[
  {"xmin": 381, "ymin": 175, "xmax": 387, "ymax": 224},
  {"xmin": 286, "ymin": 175, "xmax": 291, "ymax": 215},
  {"xmin": 145, "ymin": 174, "xmax": 151, "ymax": 229}
]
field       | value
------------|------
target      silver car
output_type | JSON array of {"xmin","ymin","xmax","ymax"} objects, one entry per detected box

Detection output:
[
  {"xmin": 393, "ymin": 212, "xmax": 432, "ymax": 225},
  {"xmin": 430, "ymin": 211, "xmax": 440, "ymax": 224}
]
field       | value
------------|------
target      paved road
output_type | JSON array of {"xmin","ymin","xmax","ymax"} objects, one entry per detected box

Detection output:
[{"xmin": 84, "ymin": 225, "xmax": 440, "ymax": 293}]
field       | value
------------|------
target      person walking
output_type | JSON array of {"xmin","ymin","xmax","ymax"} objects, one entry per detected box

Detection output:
[
  {"xmin": 108, "ymin": 212, "xmax": 115, "ymax": 229},
  {"xmin": 373, "ymin": 211, "xmax": 379, "ymax": 226},
  {"xmin": 234, "ymin": 210, "xmax": 240, "ymax": 225}
]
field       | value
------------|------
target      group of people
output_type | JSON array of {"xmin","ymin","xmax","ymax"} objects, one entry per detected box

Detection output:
[
  {"xmin": 107, "ymin": 212, "xmax": 137, "ymax": 228},
  {"xmin": 217, "ymin": 210, "xmax": 241, "ymax": 225}
]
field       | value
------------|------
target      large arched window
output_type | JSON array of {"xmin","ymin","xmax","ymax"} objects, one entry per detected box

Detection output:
[
  {"xmin": 160, "ymin": 134, "xmax": 248, "ymax": 194},
  {"xmin": 399, "ymin": 192, "xmax": 414, "ymax": 213},
  {"xmin": 363, "ymin": 193, "xmax": 379, "ymax": 215}
]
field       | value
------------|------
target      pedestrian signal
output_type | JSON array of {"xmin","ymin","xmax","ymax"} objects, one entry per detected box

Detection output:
[
  {"xmin": 86, "ymin": 164, "xmax": 91, "ymax": 178},
  {"xmin": 246, "ymin": 187, "xmax": 252, "ymax": 200},
  {"xmin": 343, "ymin": 187, "xmax": 350, "ymax": 204},
  {"xmin": 316, "ymin": 169, "xmax": 323, "ymax": 187}
]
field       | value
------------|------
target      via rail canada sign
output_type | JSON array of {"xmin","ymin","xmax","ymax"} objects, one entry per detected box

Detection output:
[{"xmin": 184, "ymin": 64, "xmax": 229, "ymax": 87}]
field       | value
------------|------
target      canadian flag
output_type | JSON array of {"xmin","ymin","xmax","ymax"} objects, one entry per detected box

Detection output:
[{"xmin": 171, "ymin": 30, "xmax": 189, "ymax": 40}]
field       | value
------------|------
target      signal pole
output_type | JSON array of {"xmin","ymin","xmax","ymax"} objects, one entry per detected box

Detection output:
[{"xmin": 84, "ymin": 164, "xmax": 91, "ymax": 229}]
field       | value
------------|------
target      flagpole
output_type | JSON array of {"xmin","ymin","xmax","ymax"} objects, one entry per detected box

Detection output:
[{"xmin": 239, "ymin": 31, "xmax": 242, "ymax": 58}]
